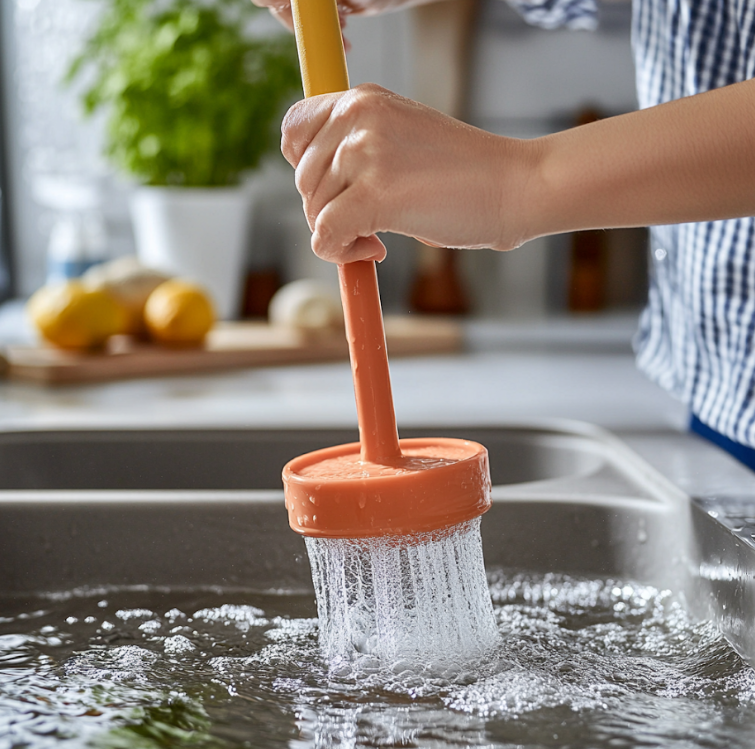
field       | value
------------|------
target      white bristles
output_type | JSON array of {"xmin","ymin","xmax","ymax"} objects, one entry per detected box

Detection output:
[{"xmin": 305, "ymin": 518, "xmax": 499, "ymax": 671}]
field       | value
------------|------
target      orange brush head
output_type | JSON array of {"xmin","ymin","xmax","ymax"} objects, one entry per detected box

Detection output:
[{"xmin": 283, "ymin": 437, "xmax": 491, "ymax": 538}]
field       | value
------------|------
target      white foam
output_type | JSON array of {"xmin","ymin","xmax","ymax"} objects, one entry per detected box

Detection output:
[
  {"xmin": 192, "ymin": 604, "xmax": 268, "ymax": 631},
  {"xmin": 305, "ymin": 518, "xmax": 499, "ymax": 671}
]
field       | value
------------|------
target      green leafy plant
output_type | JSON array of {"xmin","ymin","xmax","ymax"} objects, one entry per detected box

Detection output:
[{"xmin": 68, "ymin": 0, "xmax": 301, "ymax": 186}]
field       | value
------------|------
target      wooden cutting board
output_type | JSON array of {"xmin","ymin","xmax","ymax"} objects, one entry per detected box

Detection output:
[{"xmin": 2, "ymin": 315, "xmax": 462, "ymax": 386}]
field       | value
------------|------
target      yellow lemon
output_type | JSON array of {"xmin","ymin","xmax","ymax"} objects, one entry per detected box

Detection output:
[
  {"xmin": 83, "ymin": 256, "xmax": 170, "ymax": 337},
  {"xmin": 144, "ymin": 280, "xmax": 215, "ymax": 346},
  {"xmin": 27, "ymin": 280, "xmax": 125, "ymax": 350}
]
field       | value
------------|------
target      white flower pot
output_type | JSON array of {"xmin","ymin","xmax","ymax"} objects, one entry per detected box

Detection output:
[{"xmin": 130, "ymin": 186, "xmax": 251, "ymax": 319}]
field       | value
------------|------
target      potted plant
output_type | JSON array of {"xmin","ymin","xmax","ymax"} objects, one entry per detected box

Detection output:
[{"xmin": 67, "ymin": 0, "xmax": 300, "ymax": 318}]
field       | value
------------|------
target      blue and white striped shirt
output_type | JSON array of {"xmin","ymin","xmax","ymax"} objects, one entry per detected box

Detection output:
[{"xmin": 511, "ymin": 0, "xmax": 755, "ymax": 448}]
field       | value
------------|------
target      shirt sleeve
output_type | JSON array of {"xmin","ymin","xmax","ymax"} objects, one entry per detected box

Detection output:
[{"xmin": 504, "ymin": 0, "xmax": 599, "ymax": 30}]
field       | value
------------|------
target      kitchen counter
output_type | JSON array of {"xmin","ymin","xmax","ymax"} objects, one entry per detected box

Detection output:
[
  {"xmin": 0, "ymin": 304, "xmax": 684, "ymax": 432},
  {"xmin": 0, "ymin": 348, "xmax": 686, "ymax": 431},
  {"xmin": 3, "ymin": 301, "xmax": 753, "ymax": 499}
]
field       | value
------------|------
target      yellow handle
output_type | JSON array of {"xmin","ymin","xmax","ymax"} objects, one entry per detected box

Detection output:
[{"xmin": 291, "ymin": 0, "xmax": 350, "ymax": 97}]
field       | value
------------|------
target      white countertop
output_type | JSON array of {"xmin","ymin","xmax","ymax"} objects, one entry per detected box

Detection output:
[{"xmin": 0, "ymin": 303, "xmax": 687, "ymax": 433}]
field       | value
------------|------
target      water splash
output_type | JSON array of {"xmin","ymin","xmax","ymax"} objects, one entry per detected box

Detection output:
[{"xmin": 305, "ymin": 518, "xmax": 499, "ymax": 671}]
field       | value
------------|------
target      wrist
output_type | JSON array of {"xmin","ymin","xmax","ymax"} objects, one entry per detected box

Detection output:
[
  {"xmin": 511, "ymin": 129, "xmax": 600, "ymax": 246},
  {"xmin": 488, "ymin": 134, "xmax": 548, "ymax": 252}
]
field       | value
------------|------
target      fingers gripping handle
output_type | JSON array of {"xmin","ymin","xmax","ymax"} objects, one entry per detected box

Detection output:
[{"xmin": 290, "ymin": 0, "xmax": 401, "ymax": 463}]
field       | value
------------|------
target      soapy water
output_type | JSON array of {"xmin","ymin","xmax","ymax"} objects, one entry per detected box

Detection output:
[
  {"xmin": 306, "ymin": 518, "xmax": 499, "ymax": 670},
  {"xmin": 1, "ymin": 574, "xmax": 755, "ymax": 748}
]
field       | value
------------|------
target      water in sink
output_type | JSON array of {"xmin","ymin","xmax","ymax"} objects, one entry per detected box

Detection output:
[{"xmin": 1, "ymin": 572, "xmax": 754, "ymax": 748}]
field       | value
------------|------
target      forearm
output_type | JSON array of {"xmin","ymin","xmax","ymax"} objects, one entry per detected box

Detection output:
[{"xmin": 523, "ymin": 78, "xmax": 755, "ymax": 241}]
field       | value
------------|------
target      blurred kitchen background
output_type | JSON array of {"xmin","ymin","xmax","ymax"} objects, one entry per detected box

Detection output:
[{"xmin": 0, "ymin": 0, "xmax": 645, "ymax": 320}]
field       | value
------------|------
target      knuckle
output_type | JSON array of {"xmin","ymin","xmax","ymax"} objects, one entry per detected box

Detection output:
[
  {"xmin": 280, "ymin": 133, "xmax": 297, "ymax": 166},
  {"xmin": 310, "ymin": 235, "xmax": 327, "ymax": 260},
  {"xmin": 347, "ymin": 129, "xmax": 371, "ymax": 155},
  {"xmin": 280, "ymin": 104, "xmax": 305, "ymax": 164},
  {"xmin": 334, "ymin": 85, "xmax": 382, "ymax": 122},
  {"xmin": 333, "ymin": 131, "xmax": 369, "ymax": 172},
  {"xmin": 280, "ymin": 105, "xmax": 296, "ymax": 140},
  {"xmin": 346, "ymin": 88, "xmax": 371, "ymax": 114},
  {"xmin": 356, "ymin": 82, "xmax": 388, "ymax": 98},
  {"xmin": 312, "ymin": 224, "xmax": 336, "ymax": 260},
  {"xmin": 294, "ymin": 165, "xmax": 308, "ymax": 196}
]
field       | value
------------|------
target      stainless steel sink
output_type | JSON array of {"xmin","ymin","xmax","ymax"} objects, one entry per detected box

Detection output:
[
  {"xmin": 0, "ymin": 422, "xmax": 754, "ymax": 668},
  {"xmin": 0, "ymin": 426, "xmax": 604, "ymax": 490}
]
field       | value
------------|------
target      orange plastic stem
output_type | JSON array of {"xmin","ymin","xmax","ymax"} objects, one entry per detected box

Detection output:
[
  {"xmin": 291, "ymin": 0, "xmax": 401, "ymax": 463},
  {"xmin": 338, "ymin": 262, "xmax": 401, "ymax": 462}
]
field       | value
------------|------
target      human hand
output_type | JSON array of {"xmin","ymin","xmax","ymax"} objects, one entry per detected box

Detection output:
[
  {"xmin": 250, "ymin": 0, "xmax": 437, "ymax": 35},
  {"xmin": 250, "ymin": 0, "xmax": 351, "ymax": 36},
  {"xmin": 281, "ymin": 84, "xmax": 537, "ymax": 263},
  {"xmin": 250, "ymin": 0, "xmax": 295, "ymax": 33}
]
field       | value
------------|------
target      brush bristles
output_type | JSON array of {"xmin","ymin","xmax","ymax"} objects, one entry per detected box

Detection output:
[{"xmin": 305, "ymin": 518, "xmax": 499, "ymax": 671}]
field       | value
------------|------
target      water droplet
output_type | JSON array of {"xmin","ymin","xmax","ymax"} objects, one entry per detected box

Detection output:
[{"xmin": 637, "ymin": 520, "xmax": 648, "ymax": 543}]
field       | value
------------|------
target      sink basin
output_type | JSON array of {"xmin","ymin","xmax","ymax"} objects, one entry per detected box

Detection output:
[
  {"xmin": 0, "ymin": 423, "xmax": 751, "ymax": 657},
  {"xmin": 0, "ymin": 422, "xmax": 692, "ymax": 597},
  {"xmin": 1, "ymin": 421, "xmax": 755, "ymax": 747},
  {"xmin": 0, "ymin": 425, "xmax": 605, "ymax": 490}
]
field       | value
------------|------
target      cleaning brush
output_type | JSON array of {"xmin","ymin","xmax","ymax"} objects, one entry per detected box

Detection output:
[{"xmin": 282, "ymin": 0, "xmax": 498, "ymax": 670}]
